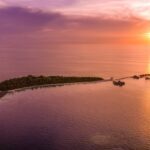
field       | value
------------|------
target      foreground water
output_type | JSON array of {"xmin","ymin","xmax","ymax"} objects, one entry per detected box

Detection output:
[{"xmin": 0, "ymin": 78, "xmax": 150, "ymax": 150}]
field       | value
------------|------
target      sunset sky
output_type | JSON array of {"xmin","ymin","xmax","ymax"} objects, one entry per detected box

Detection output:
[{"xmin": 0, "ymin": 0, "xmax": 150, "ymax": 45}]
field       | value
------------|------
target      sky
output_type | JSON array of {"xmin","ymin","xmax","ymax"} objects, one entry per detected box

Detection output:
[{"xmin": 0, "ymin": 0, "xmax": 150, "ymax": 45}]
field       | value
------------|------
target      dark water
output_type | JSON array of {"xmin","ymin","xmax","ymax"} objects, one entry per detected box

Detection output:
[
  {"xmin": 0, "ymin": 44, "xmax": 150, "ymax": 149},
  {"xmin": 0, "ymin": 79, "xmax": 150, "ymax": 150}
]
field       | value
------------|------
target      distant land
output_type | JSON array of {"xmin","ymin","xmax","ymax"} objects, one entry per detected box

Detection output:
[
  {"xmin": 0, "ymin": 75, "xmax": 103, "ymax": 92},
  {"xmin": 0, "ymin": 74, "xmax": 150, "ymax": 94}
]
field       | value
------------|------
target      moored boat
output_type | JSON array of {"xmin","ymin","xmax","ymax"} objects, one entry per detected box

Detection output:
[{"xmin": 113, "ymin": 80, "xmax": 125, "ymax": 87}]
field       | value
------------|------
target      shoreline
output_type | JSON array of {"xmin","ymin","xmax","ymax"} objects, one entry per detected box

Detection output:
[
  {"xmin": 0, "ymin": 79, "xmax": 107, "ymax": 98},
  {"xmin": 0, "ymin": 74, "xmax": 150, "ymax": 98},
  {"xmin": 6, "ymin": 80, "xmax": 106, "ymax": 93},
  {"xmin": 0, "ymin": 75, "xmax": 103, "ymax": 93}
]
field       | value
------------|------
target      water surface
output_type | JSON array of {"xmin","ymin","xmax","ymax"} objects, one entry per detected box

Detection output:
[
  {"xmin": 0, "ymin": 79, "xmax": 150, "ymax": 149},
  {"xmin": 0, "ymin": 44, "xmax": 150, "ymax": 80}
]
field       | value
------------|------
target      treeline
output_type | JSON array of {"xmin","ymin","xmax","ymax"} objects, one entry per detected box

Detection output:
[{"xmin": 0, "ymin": 75, "xmax": 103, "ymax": 91}]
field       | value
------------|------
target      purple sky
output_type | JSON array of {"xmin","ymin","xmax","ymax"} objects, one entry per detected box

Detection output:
[
  {"xmin": 0, "ymin": 0, "xmax": 150, "ymax": 45},
  {"xmin": 1, "ymin": 0, "xmax": 150, "ymax": 19}
]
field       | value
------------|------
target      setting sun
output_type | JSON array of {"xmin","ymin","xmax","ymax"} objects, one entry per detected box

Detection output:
[{"xmin": 145, "ymin": 32, "xmax": 150, "ymax": 39}]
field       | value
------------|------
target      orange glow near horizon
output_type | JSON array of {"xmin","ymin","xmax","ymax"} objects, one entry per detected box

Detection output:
[
  {"xmin": 134, "ymin": 32, "xmax": 150, "ymax": 44},
  {"xmin": 141, "ymin": 32, "xmax": 150, "ymax": 40},
  {"xmin": 145, "ymin": 32, "xmax": 150, "ymax": 39}
]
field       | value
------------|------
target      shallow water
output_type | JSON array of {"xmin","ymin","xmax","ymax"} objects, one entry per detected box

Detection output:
[{"xmin": 0, "ymin": 78, "xmax": 150, "ymax": 150}]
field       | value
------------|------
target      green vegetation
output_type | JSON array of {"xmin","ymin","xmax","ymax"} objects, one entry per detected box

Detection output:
[
  {"xmin": 132, "ymin": 75, "xmax": 140, "ymax": 79},
  {"xmin": 133, "ymin": 74, "xmax": 150, "ymax": 79},
  {"xmin": 145, "ymin": 77, "xmax": 150, "ymax": 80},
  {"xmin": 0, "ymin": 75, "xmax": 103, "ymax": 91}
]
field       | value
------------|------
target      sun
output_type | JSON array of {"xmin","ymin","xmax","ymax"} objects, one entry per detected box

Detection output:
[{"xmin": 145, "ymin": 32, "xmax": 150, "ymax": 39}]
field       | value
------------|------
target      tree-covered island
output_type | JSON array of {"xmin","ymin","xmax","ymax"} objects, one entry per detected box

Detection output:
[{"xmin": 0, "ymin": 75, "xmax": 104, "ymax": 92}]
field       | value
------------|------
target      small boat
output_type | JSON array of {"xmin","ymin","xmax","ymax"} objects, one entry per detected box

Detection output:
[{"xmin": 113, "ymin": 80, "xmax": 125, "ymax": 87}]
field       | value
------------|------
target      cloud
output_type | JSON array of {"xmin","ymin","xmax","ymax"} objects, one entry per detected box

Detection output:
[
  {"xmin": 0, "ymin": 6, "xmax": 148, "ymax": 34},
  {"xmin": 0, "ymin": 0, "xmax": 149, "ymax": 46},
  {"xmin": 2, "ymin": 0, "xmax": 150, "ymax": 19},
  {"xmin": 0, "ymin": 6, "xmax": 149, "ymax": 46},
  {"xmin": 3, "ymin": 0, "xmax": 78, "ymax": 9},
  {"xmin": 0, "ymin": 6, "xmax": 65, "ymax": 34},
  {"xmin": 0, "ymin": 0, "xmax": 6, "ymax": 7}
]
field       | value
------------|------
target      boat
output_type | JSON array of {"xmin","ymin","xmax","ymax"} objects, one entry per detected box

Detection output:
[{"xmin": 113, "ymin": 80, "xmax": 125, "ymax": 87}]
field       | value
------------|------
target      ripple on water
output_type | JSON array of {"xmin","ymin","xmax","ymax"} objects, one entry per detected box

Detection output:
[{"xmin": 89, "ymin": 134, "xmax": 128, "ymax": 149}]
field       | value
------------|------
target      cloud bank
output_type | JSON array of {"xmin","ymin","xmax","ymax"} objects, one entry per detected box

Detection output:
[
  {"xmin": 0, "ymin": 6, "xmax": 148, "ymax": 33},
  {"xmin": 1, "ymin": 0, "xmax": 150, "ymax": 19},
  {"xmin": 0, "ymin": 6, "xmax": 149, "ymax": 45}
]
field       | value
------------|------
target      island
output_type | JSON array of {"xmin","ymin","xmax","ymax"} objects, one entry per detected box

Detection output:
[
  {"xmin": 0, "ymin": 73, "xmax": 150, "ymax": 93},
  {"xmin": 0, "ymin": 75, "xmax": 104, "ymax": 92}
]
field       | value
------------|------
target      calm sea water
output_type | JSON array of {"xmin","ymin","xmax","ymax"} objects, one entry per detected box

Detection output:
[
  {"xmin": 0, "ymin": 44, "xmax": 150, "ymax": 150},
  {"xmin": 0, "ymin": 44, "xmax": 150, "ymax": 80}
]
